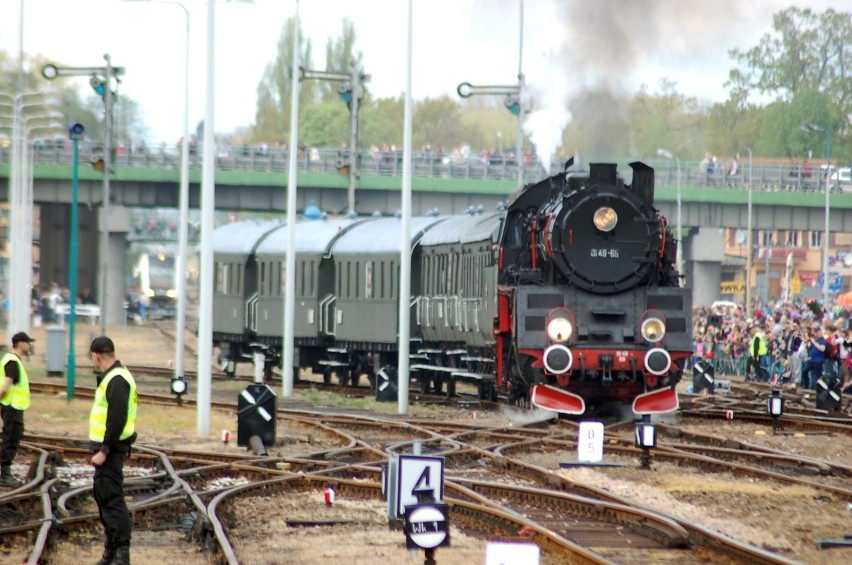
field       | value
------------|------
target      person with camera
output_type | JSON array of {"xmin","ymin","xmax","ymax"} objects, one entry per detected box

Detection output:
[
  {"xmin": 801, "ymin": 325, "xmax": 828, "ymax": 390},
  {"xmin": 783, "ymin": 320, "xmax": 804, "ymax": 385}
]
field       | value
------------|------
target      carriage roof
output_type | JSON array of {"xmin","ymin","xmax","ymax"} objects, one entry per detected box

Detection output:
[
  {"xmin": 254, "ymin": 218, "xmax": 364, "ymax": 257},
  {"xmin": 212, "ymin": 221, "xmax": 283, "ymax": 255},
  {"xmin": 330, "ymin": 216, "xmax": 447, "ymax": 255},
  {"xmin": 418, "ymin": 212, "xmax": 503, "ymax": 246}
]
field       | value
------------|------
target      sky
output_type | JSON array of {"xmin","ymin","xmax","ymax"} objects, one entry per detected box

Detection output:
[{"xmin": 1, "ymin": 0, "xmax": 849, "ymax": 149}]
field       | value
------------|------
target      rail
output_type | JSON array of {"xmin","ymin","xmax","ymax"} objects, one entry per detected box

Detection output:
[{"xmin": 3, "ymin": 143, "xmax": 849, "ymax": 193}]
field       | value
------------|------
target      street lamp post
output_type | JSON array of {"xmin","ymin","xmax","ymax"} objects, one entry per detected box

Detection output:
[
  {"xmin": 67, "ymin": 121, "xmax": 86, "ymax": 400},
  {"xmin": 802, "ymin": 123, "xmax": 831, "ymax": 305},
  {"xmin": 0, "ymin": 91, "xmax": 57, "ymax": 338},
  {"xmin": 125, "ymin": 0, "xmax": 192, "ymax": 390},
  {"xmin": 657, "ymin": 148, "xmax": 682, "ymax": 276},
  {"xmin": 743, "ymin": 147, "xmax": 753, "ymax": 313}
]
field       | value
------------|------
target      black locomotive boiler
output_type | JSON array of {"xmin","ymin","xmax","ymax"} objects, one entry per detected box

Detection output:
[
  {"xmin": 212, "ymin": 160, "xmax": 690, "ymax": 416},
  {"xmin": 487, "ymin": 161, "xmax": 690, "ymax": 415}
]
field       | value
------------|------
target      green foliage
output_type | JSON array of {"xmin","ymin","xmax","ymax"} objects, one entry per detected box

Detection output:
[
  {"xmin": 253, "ymin": 17, "xmax": 317, "ymax": 144},
  {"xmin": 360, "ymin": 95, "xmax": 404, "ymax": 147},
  {"xmin": 0, "ymin": 52, "xmax": 146, "ymax": 147},
  {"xmin": 321, "ymin": 18, "xmax": 363, "ymax": 103},
  {"xmin": 299, "ymin": 102, "xmax": 349, "ymax": 146},
  {"xmin": 727, "ymin": 6, "xmax": 851, "ymax": 160}
]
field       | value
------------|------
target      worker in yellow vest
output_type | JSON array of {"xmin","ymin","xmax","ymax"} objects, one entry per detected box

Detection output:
[
  {"xmin": 748, "ymin": 324, "xmax": 769, "ymax": 382},
  {"xmin": 0, "ymin": 332, "xmax": 34, "ymax": 487},
  {"xmin": 88, "ymin": 336, "xmax": 137, "ymax": 565}
]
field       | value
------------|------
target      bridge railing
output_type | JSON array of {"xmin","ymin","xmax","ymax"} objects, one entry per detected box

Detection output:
[{"xmin": 1, "ymin": 143, "xmax": 845, "ymax": 192}]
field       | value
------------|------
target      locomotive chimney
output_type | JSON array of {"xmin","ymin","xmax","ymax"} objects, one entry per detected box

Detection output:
[
  {"xmin": 589, "ymin": 163, "xmax": 617, "ymax": 185},
  {"xmin": 629, "ymin": 161, "xmax": 655, "ymax": 207}
]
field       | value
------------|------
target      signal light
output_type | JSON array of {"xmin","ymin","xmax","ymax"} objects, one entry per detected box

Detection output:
[
  {"xmin": 90, "ymin": 76, "xmax": 106, "ymax": 97},
  {"xmin": 505, "ymin": 95, "xmax": 520, "ymax": 115},
  {"xmin": 337, "ymin": 82, "xmax": 353, "ymax": 103}
]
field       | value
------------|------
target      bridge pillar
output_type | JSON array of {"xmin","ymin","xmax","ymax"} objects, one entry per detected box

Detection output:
[
  {"xmin": 684, "ymin": 227, "xmax": 725, "ymax": 308},
  {"xmin": 39, "ymin": 203, "xmax": 99, "ymax": 297},
  {"xmin": 101, "ymin": 206, "xmax": 131, "ymax": 326},
  {"xmin": 39, "ymin": 204, "xmax": 129, "ymax": 326}
]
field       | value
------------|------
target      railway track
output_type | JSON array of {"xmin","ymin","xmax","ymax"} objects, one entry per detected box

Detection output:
[{"xmin": 5, "ymin": 381, "xmax": 849, "ymax": 563}]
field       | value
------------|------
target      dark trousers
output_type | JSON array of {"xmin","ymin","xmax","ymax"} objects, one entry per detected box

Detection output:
[
  {"xmin": 802, "ymin": 360, "xmax": 824, "ymax": 390},
  {"xmin": 93, "ymin": 449, "xmax": 132, "ymax": 550},
  {"xmin": 0, "ymin": 405, "xmax": 24, "ymax": 467}
]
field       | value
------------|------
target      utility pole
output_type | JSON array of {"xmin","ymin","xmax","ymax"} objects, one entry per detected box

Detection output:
[
  {"xmin": 298, "ymin": 65, "xmax": 368, "ymax": 214},
  {"xmin": 42, "ymin": 57, "xmax": 125, "ymax": 332}
]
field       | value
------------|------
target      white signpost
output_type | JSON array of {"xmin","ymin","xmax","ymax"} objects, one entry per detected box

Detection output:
[{"xmin": 577, "ymin": 421, "xmax": 604, "ymax": 462}]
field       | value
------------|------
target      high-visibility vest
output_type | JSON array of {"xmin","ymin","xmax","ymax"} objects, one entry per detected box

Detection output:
[
  {"xmin": 752, "ymin": 332, "xmax": 768, "ymax": 357},
  {"xmin": 88, "ymin": 366, "xmax": 137, "ymax": 443},
  {"xmin": 0, "ymin": 352, "xmax": 30, "ymax": 410}
]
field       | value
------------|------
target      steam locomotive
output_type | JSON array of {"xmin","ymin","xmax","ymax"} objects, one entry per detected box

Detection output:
[{"xmin": 212, "ymin": 160, "xmax": 691, "ymax": 416}]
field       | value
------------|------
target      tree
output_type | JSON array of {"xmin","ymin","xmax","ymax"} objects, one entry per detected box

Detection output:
[
  {"xmin": 727, "ymin": 7, "xmax": 852, "ymax": 153},
  {"xmin": 321, "ymin": 18, "xmax": 363, "ymax": 103},
  {"xmin": 413, "ymin": 96, "xmax": 467, "ymax": 152},
  {"xmin": 253, "ymin": 17, "xmax": 317, "ymax": 144}
]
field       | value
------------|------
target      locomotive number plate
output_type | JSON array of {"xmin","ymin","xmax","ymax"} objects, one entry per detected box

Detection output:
[{"xmin": 590, "ymin": 248, "xmax": 620, "ymax": 258}]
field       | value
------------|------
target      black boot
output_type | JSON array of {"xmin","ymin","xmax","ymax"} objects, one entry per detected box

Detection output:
[
  {"xmin": 113, "ymin": 546, "xmax": 130, "ymax": 565},
  {"xmin": 0, "ymin": 466, "xmax": 21, "ymax": 487},
  {"xmin": 94, "ymin": 548, "xmax": 115, "ymax": 565}
]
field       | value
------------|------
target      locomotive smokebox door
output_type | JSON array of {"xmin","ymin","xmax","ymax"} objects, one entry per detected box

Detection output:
[{"xmin": 237, "ymin": 383, "xmax": 277, "ymax": 447}]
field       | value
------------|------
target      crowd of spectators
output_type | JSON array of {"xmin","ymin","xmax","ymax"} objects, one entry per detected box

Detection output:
[{"xmin": 692, "ymin": 297, "xmax": 852, "ymax": 394}]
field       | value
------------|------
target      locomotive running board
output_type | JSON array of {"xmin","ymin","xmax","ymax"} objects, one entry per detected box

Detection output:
[
  {"xmin": 632, "ymin": 388, "xmax": 679, "ymax": 415},
  {"xmin": 530, "ymin": 385, "xmax": 585, "ymax": 415}
]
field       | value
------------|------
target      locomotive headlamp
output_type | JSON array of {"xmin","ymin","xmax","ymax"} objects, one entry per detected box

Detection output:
[
  {"xmin": 593, "ymin": 207, "xmax": 618, "ymax": 232},
  {"xmin": 547, "ymin": 317, "xmax": 573, "ymax": 342},
  {"xmin": 641, "ymin": 317, "xmax": 666, "ymax": 342}
]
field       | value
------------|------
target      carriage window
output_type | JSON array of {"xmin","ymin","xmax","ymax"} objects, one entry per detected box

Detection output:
[
  {"xmin": 300, "ymin": 261, "xmax": 307, "ymax": 297},
  {"xmin": 235, "ymin": 264, "xmax": 242, "ymax": 295},
  {"xmin": 309, "ymin": 261, "xmax": 315, "ymax": 297},
  {"xmin": 365, "ymin": 261, "xmax": 373, "ymax": 299},
  {"xmin": 390, "ymin": 261, "xmax": 395, "ymax": 299},
  {"xmin": 215, "ymin": 263, "xmax": 224, "ymax": 293},
  {"xmin": 260, "ymin": 262, "xmax": 268, "ymax": 296},
  {"xmin": 337, "ymin": 263, "xmax": 343, "ymax": 295},
  {"xmin": 354, "ymin": 262, "xmax": 360, "ymax": 298},
  {"xmin": 347, "ymin": 262, "xmax": 352, "ymax": 298},
  {"xmin": 380, "ymin": 262, "xmax": 385, "ymax": 299},
  {"xmin": 279, "ymin": 263, "xmax": 286, "ymax": 295},
  {"xmin": 447, "ymin": 254, "xmax": 454, "ymax": 294}
]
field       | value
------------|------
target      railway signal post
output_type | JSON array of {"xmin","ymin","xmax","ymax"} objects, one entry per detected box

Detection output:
[
  {"xmin": 42, "ymin": 57, "xmax": 125, "ymax": 331},
  {"xmin": 457, "ymin": 80, "xmax": 525, "ymax": 190},
  {"xmin": 298, "ymin": 65, "xmax": 369, "ymax": 214}
]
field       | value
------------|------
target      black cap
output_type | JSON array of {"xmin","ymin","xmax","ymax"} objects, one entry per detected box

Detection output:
[
  {"xmin": 11, "ymin": 332, "xmax": 35, "ymax": 345},
  {"xmin": 89, "ymin": 336, "xmax": 115, "ymax": 354}
]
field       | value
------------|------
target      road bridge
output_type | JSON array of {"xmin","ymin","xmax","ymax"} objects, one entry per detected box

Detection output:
[{"xmin": 2, "ymin": 147, "xmax": 851, "ymax": 319}]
